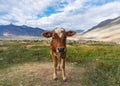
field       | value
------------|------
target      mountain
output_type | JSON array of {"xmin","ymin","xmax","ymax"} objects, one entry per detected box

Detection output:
[
  {"xmin": 75, "ymin": 29, "xmax": 84, "ymax": 33},
  {"xmin": 0, "ymin": 24, "xmax": 44, "ymax": 38},
  {"xmin": 75, "ymin": 16, "xmax": 120, "ymax": 43}
]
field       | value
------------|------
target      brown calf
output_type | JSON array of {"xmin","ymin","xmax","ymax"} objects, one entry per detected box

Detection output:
[{"xmin": 42, "ymin": 27, "xmax": 76, "ymax": 81}]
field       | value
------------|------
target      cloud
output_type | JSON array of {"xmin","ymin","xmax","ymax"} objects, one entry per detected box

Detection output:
[
  {"xmin": 0, "ymin": 0, "xmax": 56, "ymax": 24},
  {"xmin": 34, "ymin": 0, "xmax": 120, "ymax": 30},
  {"xmin": 0, "ymin": 0, "xmax": 120, "ymax": 30}
]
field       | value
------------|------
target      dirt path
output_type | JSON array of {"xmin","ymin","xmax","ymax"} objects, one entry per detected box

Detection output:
[{"xmin": 0, "ymin": 62, "xmax": 85, "ymax": 86}]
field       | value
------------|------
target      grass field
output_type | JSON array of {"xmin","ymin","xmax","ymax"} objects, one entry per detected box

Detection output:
[{"xmin": 0, "ymin": 40, "xmax": 120, "ymax": 86}]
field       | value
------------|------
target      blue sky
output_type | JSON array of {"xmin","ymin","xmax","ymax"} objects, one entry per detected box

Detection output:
[{"xmin": 0, "ymin": 0, "xmax": 120, "ymax": 30}]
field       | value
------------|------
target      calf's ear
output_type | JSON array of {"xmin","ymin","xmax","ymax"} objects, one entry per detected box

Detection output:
[
  {"xmin": 66, "ymin": 30, "xmax": 76, "ymax": 37},
  {"xmin": 42, "ymin": 32, "xmax": 52, "ymax": 38}
]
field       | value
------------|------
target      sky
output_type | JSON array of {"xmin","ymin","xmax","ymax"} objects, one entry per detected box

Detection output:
[{"xmin": 0, "ymin": 0, "xmax": 120, "ymax": 31}]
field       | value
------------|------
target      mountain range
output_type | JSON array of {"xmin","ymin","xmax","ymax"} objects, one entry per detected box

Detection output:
[
  {"xmin": 0, "ymin": 24, "xmax": 83, "ymax": 39},
  {"xmin": 0, "ymin": 16, "xmax": 120, "ymax": 42},
  {"xmin": 0, "ymin": 24, "xmax": 45, "ymax": 39},
  {"xmin": 75, "ymin": 16, "xmax": 120, "ymax": 43},
  {"xmin": 75, "ymin": 29, "xmax": 84, "ymax": 33}
]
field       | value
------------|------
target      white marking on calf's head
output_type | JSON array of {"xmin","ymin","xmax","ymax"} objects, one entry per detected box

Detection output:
[{"xmin": 54, "ymin": 27, "xmax": 64, "ymax": 38}]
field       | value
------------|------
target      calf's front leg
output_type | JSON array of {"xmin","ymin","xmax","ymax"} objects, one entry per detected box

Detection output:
[
  {"xmin": 61, "ymin": 58, "xmax": 67, "ymax": 81},
  {"xmin": 53, "ymin": 56, "xmax": 58, "ymax": 80}
]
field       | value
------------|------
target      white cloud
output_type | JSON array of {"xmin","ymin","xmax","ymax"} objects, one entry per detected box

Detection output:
[
  {"xmin": 63, "ymin": 0, "xmax": 85, "ymax": 12},
  {"xmin": 0, "ymin": 0, "xmax": 120, "ymax": 31},
  {"xmin": 0, "ymin": 0, "xmax": 56, "ymax": 24}
]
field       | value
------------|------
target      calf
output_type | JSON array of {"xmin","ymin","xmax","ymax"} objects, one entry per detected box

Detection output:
[{"xmin": 42, "ymin": 27, "xmax": 76, "ymax": 81}]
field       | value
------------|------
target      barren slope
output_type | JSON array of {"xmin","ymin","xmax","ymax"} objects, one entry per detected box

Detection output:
[{"xmin": 75, "ymin": 16, "xmax": 120, "ymax": 42}]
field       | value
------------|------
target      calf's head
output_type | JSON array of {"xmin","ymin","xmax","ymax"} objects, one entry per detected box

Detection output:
[{"xmin": 42, "ymin": 27, "xmax": 76, "ymax": 53}]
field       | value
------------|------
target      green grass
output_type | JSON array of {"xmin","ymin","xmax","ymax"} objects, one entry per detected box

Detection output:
[
  {"xmin": 66, "ymin": 43, "xmax": 120, "ymax": 86},
  {"xmin": 83, "ymin": 60, "xmax": 120, "ymax": 86},
  {"xmin": 66, "ymin": 44, "xmax": 120, "ymax": 63},
  {"xmin": 0, "ymin": 42, "xmax": 51, "ymax": 68},
  {"xmin": 0, "ymin": 41, "xmax": 120, "ymax": 86}
]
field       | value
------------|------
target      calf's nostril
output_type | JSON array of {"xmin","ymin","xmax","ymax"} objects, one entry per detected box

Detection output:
[{"xmin": 58, "ymin": 48, "xmax": 64, "ymax": 52}]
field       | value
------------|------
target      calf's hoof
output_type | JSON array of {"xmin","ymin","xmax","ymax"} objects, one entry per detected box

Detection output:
[
  {"xmin": 63, "ymin": 77, "xmax": 67, "ymax": 82},
  {"xmin": 53, "ymin": 77, "xmax": 58, "ymax": 80}
]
